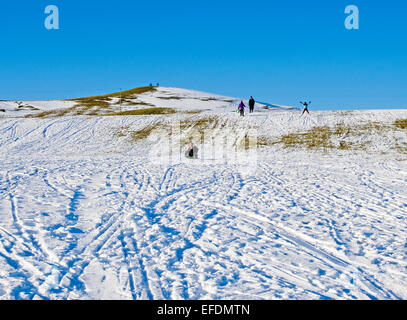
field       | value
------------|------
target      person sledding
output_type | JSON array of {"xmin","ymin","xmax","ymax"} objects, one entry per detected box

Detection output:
[
  {"xmin": 249, "ymin": 96, "xmax": 255, "ymax": 113},
  {"xmin": 300, "ymin": 101, "xmax": 311, "ymax": 115},
  {"xmin": 237, "ymin": 100, "xmax": 246, "ymax": 117},
  {"xmin": 185, "ymin": 142, "xmax": 199, "ymax": 159}
]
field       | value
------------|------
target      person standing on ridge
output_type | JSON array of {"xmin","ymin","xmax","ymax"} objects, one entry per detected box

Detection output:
[
  {"xmin": 300, "ymin": 101, "xmax": 311, "ymax": 115},
  {"xmin": 249, "ymin": 96, "xmax": 255, "ymax": 113},
  {"xmin": 238, "ymin": 100, "xmax": 246, "ymax": 117}
]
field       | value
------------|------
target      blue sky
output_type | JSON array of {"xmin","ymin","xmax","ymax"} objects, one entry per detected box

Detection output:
[{"xmin": 0, "ymin": 0, "xmax": 406, "ymax": 110}]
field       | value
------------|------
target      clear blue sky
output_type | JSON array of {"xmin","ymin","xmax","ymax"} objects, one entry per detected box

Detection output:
[{"xmin": 0, "ymin": 0, "xmax": 406, "ymax": 110}]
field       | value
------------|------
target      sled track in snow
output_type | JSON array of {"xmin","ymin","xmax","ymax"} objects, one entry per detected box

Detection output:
[
  {"xmin": 252, "ymin": 162, "xmax": 404, "ymax": 299},
  {"xmin": 0, "ymin": 159, "xmax": 405, "ymax": 299}
]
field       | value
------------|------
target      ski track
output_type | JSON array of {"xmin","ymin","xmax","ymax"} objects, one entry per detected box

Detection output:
[{"xmin": 1, "ymin": 112, "xmax": 407, "ymax": 300}]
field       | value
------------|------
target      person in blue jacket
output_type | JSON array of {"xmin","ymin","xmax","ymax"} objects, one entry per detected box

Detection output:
[{"xmin": 300, "ymin": 101, "xmax": 311, "ymax": 115}]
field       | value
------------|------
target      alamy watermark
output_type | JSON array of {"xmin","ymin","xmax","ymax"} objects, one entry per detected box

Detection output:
[
  {"xmin": 43, "ymin": 5, "xmax": 359, "ymax": 31},
  {"xmin": 345, "ymin": 5, "xmax": 359, "ymax": 30},
  {"xmin": 44, "ymin": 5, "xmax": 59, "ymax": 30}
]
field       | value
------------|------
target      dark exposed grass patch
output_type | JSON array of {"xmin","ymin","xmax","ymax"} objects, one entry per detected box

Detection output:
[
  {"xmin": 257, "ymin": 136, "xmax": 273, "ymax": 146},
  {"xmin": 272, "ymin": 120, "xmax": 404, "ymax": 152},
  {"xmin": 67, "ymin": 86, "xmax": 157, "ymax": 116},
  {"xmin": 156, "ymin": 96, "xmax": 226, "ymax": 103},
  {"xmin": 117, "ymin": 123, "xmax": 166, "ymax": 142},
  {"xmin": 71, "ymin": 99, "xmax": 111, "ymax": 110},
  {"xmin": 238, "ymin": 134, "xmax": 271, "ymax": 150},
  {"xmin": 184, "ymin": 110, "xmax": 203, "ymax": 115},
  {"xmin": 394, "ymin": 119, "xmax": 407, "ymax": 130},
  {"xmin": 178, "ymin": 116, "xmax": 219, "ymax": 145},
  {"xmin": 117, "ymin": 99, "xmax": 155, "ymax": 107},
  {"xmin": 394, "ymin": 142, "xmax": 407, "ymax": 154},
  {"xmin": 16, "ymin": 104, "xmax": 39, "ymax": 111},
  {"xmin": 28, "ymin": 86, "xmax": 158, "ymax": 117},
  {"xmin": 105, "ymin": 108, "xmax": 176, "ymax": 116},
  {"xmin": 180, "ymin": 116, "xmax": 218, "ymax": 130},
  {"xmin": 26, "ymin": 106, "xmax": 84, "ymax": 118},
  {"xmin": 156, "ymin": 96, "xmax": 220, "ymax": 101},
  {"xmin": 69, "ymin": 86, "xmax": 156, "ymax": 102},
  {"xmin": 274, "ymin": 126, "xmax": 335, "ymax": 150},
  {"xmin": 358, "ymin": 121, "xmax": 388, "ymax": 133},
  {"xmin": 155, "ymin": 96, "xmax": 183, "ymax": 100},
  {"xmin": 200, "ymin": 97, "xmax": 221, "ymax": 102},
  {"xmin": 178, "ymin": 117, "xmax": 269, "ymax": 149},
  {"xmin": 115, "ymin": 126, "xmax": 130, "ymax": 138},
  {"xmin": 131, "ymin": 125, "xmax": 158, "ymax": 141}
]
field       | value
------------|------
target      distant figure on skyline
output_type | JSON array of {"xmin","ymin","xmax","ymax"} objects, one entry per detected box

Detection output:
[
  {"xmin": 249, "ymin": 96, "xmax": 255, "ymax": 113},
  {"xmin": 238, "ymin": 101, "xmax": 246, "ymax": 117}
]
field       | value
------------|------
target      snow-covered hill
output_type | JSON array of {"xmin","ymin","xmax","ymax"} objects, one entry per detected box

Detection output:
[
  {"xmin": 1, "ymin": 87, "xmax": 407, "ymax": 300},
  {"xmin": 0, "ymin": 86, "xmax": 289, "ymax": 118}
]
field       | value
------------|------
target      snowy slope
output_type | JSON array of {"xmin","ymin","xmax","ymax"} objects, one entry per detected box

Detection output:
[
  {"xmin": 0, "ymin": 90, "xmax": 407, "ymax": 300},
  {"xmin": 0, "ymin": 100, "xmax": 78, "ymax": 118},
  {"xmin": 0, "ymin": 87, "xmax": 278, "ymax": 118}
]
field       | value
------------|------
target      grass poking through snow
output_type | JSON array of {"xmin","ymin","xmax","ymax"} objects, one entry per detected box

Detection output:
[
  {"xmin": 272, "ymin": 120, "xmax": 407, "ymax": 153},
  {"xmin": 105, "ymin": 108, "xmax": 176, "ymax": 116}
]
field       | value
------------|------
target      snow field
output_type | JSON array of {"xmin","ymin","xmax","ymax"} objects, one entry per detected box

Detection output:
[{"xmin": 0, "ymin": 88, "xmax": 407, "ymax": 300}]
